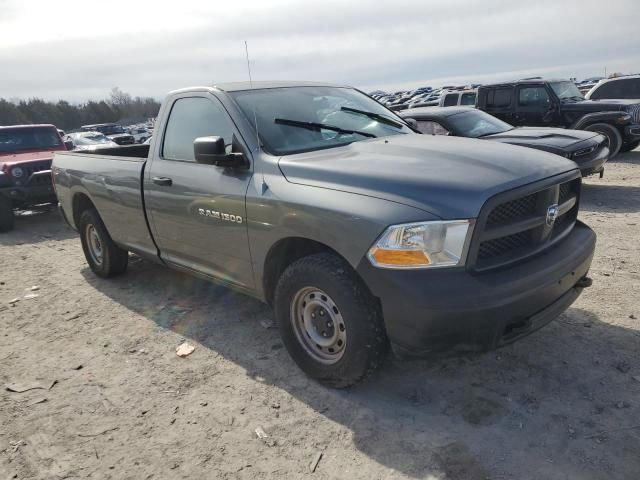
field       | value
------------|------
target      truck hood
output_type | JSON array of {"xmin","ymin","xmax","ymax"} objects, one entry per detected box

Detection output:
[
  {"xmin": 278, "ymin": 134, "xmax": 578, "ymax": 219},
  {"xmin": 0, "ymin": 150, "xmax": 56, "ymax": 169},
  {"xmin": 481, "ymin": 127, "xmax": 599, "ymax": 151}
]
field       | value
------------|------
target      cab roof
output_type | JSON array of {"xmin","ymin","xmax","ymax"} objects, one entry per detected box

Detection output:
[{"xmin": 212, "ymin": 81, "xmax": 349, "ymax": 92}]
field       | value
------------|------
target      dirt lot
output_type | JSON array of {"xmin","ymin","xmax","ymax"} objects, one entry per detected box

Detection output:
[{"xmin": 1, "ymin": 150, "xmax": 640, "ymax": 480}]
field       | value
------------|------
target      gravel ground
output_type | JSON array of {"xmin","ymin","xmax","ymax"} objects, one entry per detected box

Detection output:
[{"xmin": 1, "ymin": 149, "xmax": 639, "ymax": 480}]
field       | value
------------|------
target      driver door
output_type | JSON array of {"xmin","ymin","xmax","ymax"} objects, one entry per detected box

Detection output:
[
  {"xmin": 145, "ymin": 93, "xmax": 254, "ymax": 289},
  {"xmin": 515, "ymin": 85, "xmax": 556, "ymax": 126}
]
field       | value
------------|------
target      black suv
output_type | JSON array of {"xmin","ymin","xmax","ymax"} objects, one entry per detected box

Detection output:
[{"xmin": 477, "ymin": 78, "xmax": 640, "ymax": 157}]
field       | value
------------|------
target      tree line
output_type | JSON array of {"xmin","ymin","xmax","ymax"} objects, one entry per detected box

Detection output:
[{"xmin": 0, "ymin": 88, "xmax": 160, "ymax": 131}]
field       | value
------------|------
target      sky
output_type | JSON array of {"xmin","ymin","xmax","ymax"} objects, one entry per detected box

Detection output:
[{"xmin": 0, "ymin": 0, "xmax": 639, "ymax": 102}]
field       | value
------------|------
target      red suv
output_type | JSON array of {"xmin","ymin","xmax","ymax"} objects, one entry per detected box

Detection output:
[{"xmin": 0, "ymin": 124, "xmax": 68, "ymax": 231}]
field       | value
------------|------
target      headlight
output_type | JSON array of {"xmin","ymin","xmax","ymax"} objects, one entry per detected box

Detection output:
[
  {"xmin": 368, "ymin": 220, "xmax": 474, "ymax": 269},
  {"xmin": 11, "ymin": 167, "xmax": 24, "ymax": 178}
]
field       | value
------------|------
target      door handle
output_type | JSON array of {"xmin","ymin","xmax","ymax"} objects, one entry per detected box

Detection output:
[{"xmin": 152, "ymin": 177, "xmax": 172, "ymax": 186}]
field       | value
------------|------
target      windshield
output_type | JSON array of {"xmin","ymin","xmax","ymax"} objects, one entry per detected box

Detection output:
[
  {"xmin": 447, "ymin": 110, "xmax": 513, "ymax": 138},
  {"xmin": 0, "ymin": 127, "xmax": 63, "ymax": 153},
  {"xmin": 550, "ymin": 81, "xmax": 584, "ymax": 101},
  {"xmin": 230, "ymin": 86, "xmax": 412, "ymax": 155}
]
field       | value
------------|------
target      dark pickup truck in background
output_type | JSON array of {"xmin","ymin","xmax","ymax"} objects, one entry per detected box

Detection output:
[
  {"xmin": 0, "ymin": 124, "xmax": 68, "ymax": 231},
  {"xmin": 53, "ymin": 82, "xmax": 595, "ymax": 387},
  {"xmin": 477, "ymin": 78, "xmax": 640, "ymax": 157}
]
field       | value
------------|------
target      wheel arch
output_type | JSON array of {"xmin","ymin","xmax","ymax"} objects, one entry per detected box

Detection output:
[
  {"xmin": 570, "ymin": 111, "xmax": 629, "ymax": 131},
  {"xmin": 71, "ymin": 192, "xmax": 98, "ymax": 230},
  {"xmin": 262, "ymin": 237, "xmax": 356, "ymax": 306}
]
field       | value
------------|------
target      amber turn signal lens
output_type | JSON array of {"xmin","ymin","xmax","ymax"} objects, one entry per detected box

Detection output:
[{"xmin": 370, "ymin": 248, "xmax": 430, "ymax": 267}]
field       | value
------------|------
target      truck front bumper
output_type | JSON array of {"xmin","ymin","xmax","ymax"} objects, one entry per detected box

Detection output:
[
  {"xmin": 575, "ymin": 144, "xmax": 609, "ymax": 176},
  {"xmin": 357, "ymin": 221, "xmax": 596, "ymax": 356}
]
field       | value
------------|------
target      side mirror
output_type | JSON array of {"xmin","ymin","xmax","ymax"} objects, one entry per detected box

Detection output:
[
  {"xmin": 403, "ymin": 117, "xmax": 419, "ymax": 132},
  {"xmin": 194, "ymin": 136, "xmax": 245, "ymax": 168},
  {"xmin": 64, "ymin": 140, "xmax": 74, "ymax": 150}
]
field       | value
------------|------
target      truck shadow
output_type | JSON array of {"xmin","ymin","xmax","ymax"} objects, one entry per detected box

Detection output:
[
  {"xmin": 84, "ymin": 258, "xmax": 640, "ymax": 479},
  {"xmin": 0, "ymin": 208, "xmax": 76, "ymax": 246},
  {"xmin": 608, "ymin": 149, "xmax": 640, "ymax": 165},
  {"xmin": 581, "ymin": 183, "xmax": 640, "ymax": 213}
]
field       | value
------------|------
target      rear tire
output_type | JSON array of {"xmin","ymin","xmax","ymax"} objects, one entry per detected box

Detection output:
[
  {"xmin": 274, "ymin": 253, "xmax": 388, "ymax": 388},
  {"xmin": 619, "ymin": 140, "xmax": 640, "ymax": 153},
  {"xmin": 0, "ymin": 197, "xmax": 15, "ymax": 233},
  {"xmin": 78, "ymin": 208, "xmax": 128, "ymax": 278},
  {"xmin": 583, "ymin": 123, "xmax": 622, "ymax": 158}
]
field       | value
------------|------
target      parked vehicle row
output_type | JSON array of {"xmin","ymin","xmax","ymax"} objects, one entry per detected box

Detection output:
[
  {"xmin": 373, "ymin": 74, "xmax": 640, "ymax": 117},
  {"xmin": 371, "ymin": 85, "xmax": 480, "ymax": 111},
  {"xmin": 52, "ymin": 81, "xmax": 596, "ymax": 388}
]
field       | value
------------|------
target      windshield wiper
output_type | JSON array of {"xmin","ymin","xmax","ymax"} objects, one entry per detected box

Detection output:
[
  {"xmin": 340, "ymin": 106, "xmax": 404, "ymax": 129},
  {"xmin": 274, "ymin": 118, "xmax": 376, "ymax": 138}
]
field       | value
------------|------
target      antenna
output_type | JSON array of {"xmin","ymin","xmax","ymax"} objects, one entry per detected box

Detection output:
[{"xmin": 244, "ymin": 41, "xmax": 260, "ymax": 152}]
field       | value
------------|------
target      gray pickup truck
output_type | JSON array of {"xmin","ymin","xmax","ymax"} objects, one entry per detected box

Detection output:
[{"xmin": 53, "ymin": 82, "xmax": 596, "ymax": 387}]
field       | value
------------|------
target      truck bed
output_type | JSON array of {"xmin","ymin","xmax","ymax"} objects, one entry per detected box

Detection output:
[
  {"xmin": 53, "ymin": 149, "xmax": 157, "ymax": 258},
  {"xmin": 87, "ymin": 144, "xmax": 150, "ymax": 158}
]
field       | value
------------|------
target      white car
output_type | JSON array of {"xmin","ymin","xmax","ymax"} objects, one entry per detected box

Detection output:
[
  {"xmin": 585, "ymin": 74, "xmax": 640, "ymax": 101},
  {"xmin": 65, "ymin": 132, "xmax": 119, "ymax": 151},
  {"xmin": 127, "ymin": 127, "xmax": 151, "ymax": 144}
]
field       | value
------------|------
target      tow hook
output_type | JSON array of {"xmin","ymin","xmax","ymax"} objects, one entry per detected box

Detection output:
[
  {"xmin": 576, "ymin": 276, "xmax": 593, "ymax": 288},
  {"xmin": 599, "ymin": 168, "xmax": 605, "ymax": 179}
]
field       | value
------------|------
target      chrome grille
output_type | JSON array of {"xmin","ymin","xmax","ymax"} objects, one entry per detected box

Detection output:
[{"xmin": 470, "ymin": 175, "xmax": 581, "ymax": 271}]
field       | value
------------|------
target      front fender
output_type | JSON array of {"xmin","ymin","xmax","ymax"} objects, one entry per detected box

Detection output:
[
  {"xmin": 246, "ymin": 171, "xmax": 439, "ymax": 300},
  {"xmin": 570, "ymin": 111, "xmax": 630, "ymax": 130}
]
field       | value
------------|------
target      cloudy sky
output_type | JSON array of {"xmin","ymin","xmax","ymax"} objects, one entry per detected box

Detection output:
[{"xmin": 1, "ymin": 0, "xmax": 638, "ymax": 102}]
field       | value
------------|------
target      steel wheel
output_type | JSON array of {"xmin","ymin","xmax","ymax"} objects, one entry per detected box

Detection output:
[
  {"xmin": 85, "ymin": 224, "xmax": 104, "ymax": 265},
  {"xmin": 290, "ymin": 287, "xmax": 347, "ymax": 365}
]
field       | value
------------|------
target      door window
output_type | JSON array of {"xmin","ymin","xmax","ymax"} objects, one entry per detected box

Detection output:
[
  {"xmin": 518, "ymin": 87, "xmax": 550, "ymax": 107},
  {"xmin": 443, "ymin": 94, "xmax": 459, "ymax": 107},
  {"xmin": 591, "ymin": 79, "xmax": 640, "ymax": 100},
  {"xmin": 417, "ymin": 120, "xmax": 450, "ymax": 135},
  {"xmin": 460, "ymin": 92, "xmax": 476, "ymax": 106},
  {"xmin": 486, "ymin": 88, "xmax": 513, "ymax": 108},
  {"xmin": 162, "ymin": 97, "xmax": 235, "ymax": 161}
]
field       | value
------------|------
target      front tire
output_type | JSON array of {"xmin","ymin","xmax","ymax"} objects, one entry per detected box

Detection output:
[
  {"xmin": 274, "ymin": 253, "xmax": 388, "ymax": 388},
  {"xmin": 584, "ymin": 123, "xmax": 623, "ymax": 158},
  {"xmin": 78, "ymin": 208, "xmax": 128, "ymax": 278},
  {"xmin": 0, "ymin": 197, "xmax": 15, "ymax": 233}
]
